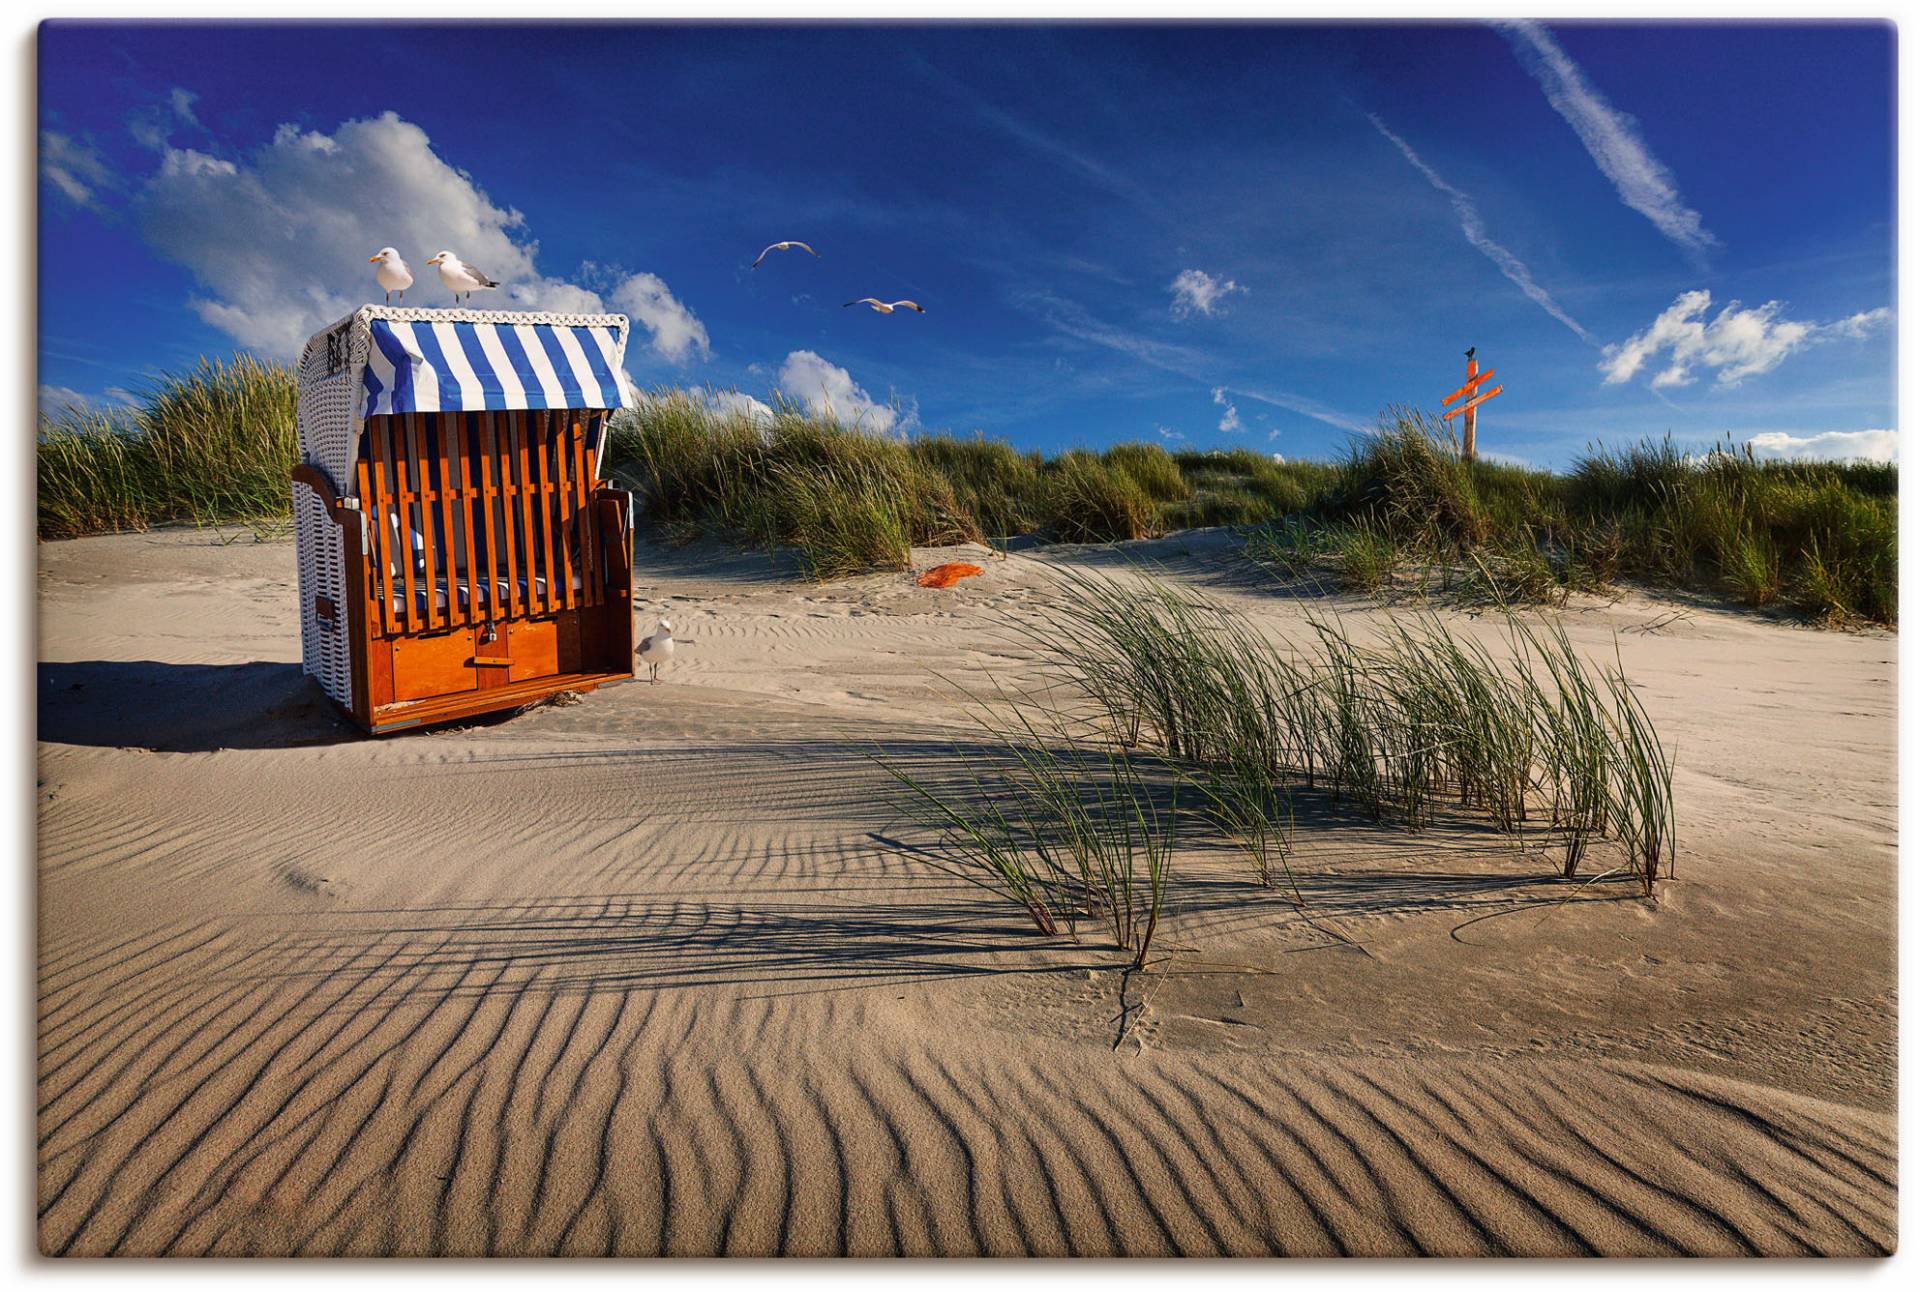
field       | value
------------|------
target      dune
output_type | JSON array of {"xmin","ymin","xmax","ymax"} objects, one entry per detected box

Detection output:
[{"xmin": 37, "ymin": 528, "xmax": 1895, "ymax": 1256}]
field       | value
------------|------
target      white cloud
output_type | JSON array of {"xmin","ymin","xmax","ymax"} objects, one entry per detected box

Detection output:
[
  {"xmin": 1600, "ymin": 290, "xmax": 1891, "ymax": 388},
  {"xmin": 1168, "ymin": 269, "xmax": 1246, "ymax": 320},
  {"xmin": 41, "ymin": 132, "xmax": 114, "ymax": 207},
  {"xmin": 1370, "ymin": 115, "xmax": 1594, "ymax": 344},
  {"xmin": 39, "ymin": 384, "xmax": 136, "ymax": 419},
  {"xmin": 39, "ymin": 385, "xmax": 97, "ymax": 419},
  {"xmin": 127, "ymin": 109, "xmax": 706, "ymax": 362},
  {"xmin": 612, "ymin": 272, "xmax": 711, "ymax": 364},
  {"xmin": 1156, "ymin": 425, "xmax": 1186, "ymax": 442},
  {"xmin": 1270, "ymin": 451, "xmax": 1286, "ymax": 463},
  {"xmin": 705, "ymin": 388, "xmax": 775, "ymax": 424},
  {"xmin": 777, "ymin": 350, "xmax": 899, "ymax": 433},
  {"xmin": 1212, "ymin": 385, "xmax": 1243, "ymax": 433},
  {"xmin": 1746, "ymin": 429, "xmax": 1898, "ymax": 464},
  {"xmin": 1499, "ymin": 21, "xmax": 1716, "ymax": 261}
]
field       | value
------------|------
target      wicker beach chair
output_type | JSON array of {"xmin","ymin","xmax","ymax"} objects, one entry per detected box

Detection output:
[{"xmin": 292, "ymin": 306, "xmax": 638, "ymax": 733}]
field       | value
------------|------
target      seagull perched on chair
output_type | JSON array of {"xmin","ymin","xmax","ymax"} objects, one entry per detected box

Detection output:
[
  {"xmin": 751, "ymin": 240, "xmax": 819, "ymax": 269},
  {"xmin": 369, "ymin": 248, "xmax": 413, "ymax": 305},
  {"xmin": 425, "ymin": 250, "xmax": 499, "ymax": 306},
  {"xmin": 637, "ymin": 615, "xmax": 675, "ymax": 684},
  {"xmin": 844, "ymin": 298, "xmax": 925, "ymax": 315}
]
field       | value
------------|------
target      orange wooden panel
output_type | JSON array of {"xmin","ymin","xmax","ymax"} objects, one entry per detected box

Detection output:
[
  {"xmin": 1441, "ymin": 367, "xmax": 1496, "ymax": 407},
  {"xmin": 391, "ymin": 629, "xmax": 477, "ymax": 702},
  {"xmin": 507, "ymin": 617, "xmax": 561, "ymax": 682},
  {"xmin": 1442, "ymin": 384, "xmax": 1503, "ymax": 420}
]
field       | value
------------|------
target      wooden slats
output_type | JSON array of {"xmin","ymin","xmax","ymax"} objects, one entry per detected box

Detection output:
[
  {"xmin": 550, "ymin": 413, "xmax": 577, "ymax": 610},
  {"xmin": 359, "ymin": 408, "xmax": 605, "ymax": 637},
  {"xmin": 534, "ymin": 412, "xmax": 560, "ymax": 614},
  {"xmin": 512, "ymin": 412, "xmax": 539, "ymax": 616},
  {"xmin": 575, "ymin": 415, "xmax": 600, "ymax": 607},
  {"xmin": 390, "ymin": 417, "xmax": 419, "ymax": 636},
  {"xmin": 366, "ymin": 426, "xmax": 397, "ymax": 637},
  {"xmin": 455, "ymin": 415, "xmax": 480, "ymax": 625},
  {"xmin": 477, "ymin": 413, "xmax": 503, "ymax": 623}
]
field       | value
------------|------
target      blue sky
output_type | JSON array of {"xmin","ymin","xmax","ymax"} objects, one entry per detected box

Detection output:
[{"xmin": 38, "ymin": 20, "xmax": 1897, "ymax": 467}]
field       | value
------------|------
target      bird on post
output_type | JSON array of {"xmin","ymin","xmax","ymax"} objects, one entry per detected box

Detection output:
[
  {"xmin": 1465, "ymin": 345, "xmax": 1476, "ymax": 360},
  {"xmin": 844, "ymin": 298, "xmax": 925, "ymax": 315},
  {"xmin": 370, "ymin": 248, "xmax": 414, "ymax": 305},
  {"xmin": 425, "ymin": 251, "xmax": 500, "ymax": 306}
]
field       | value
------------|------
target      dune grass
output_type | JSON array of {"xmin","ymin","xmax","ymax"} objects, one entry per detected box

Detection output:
[
  {"xmin": 877, "ymin": 570, "xmax": 1677, "ymax": 967},
  {"xmin": 878, "ymin": 695, "xmax": 1176, "ymax": 968},
  {"xmin": 37, "ymin": 362, "xmax": 1893, "ymax": 625},
  {"xmin": 1020, "ymin": 570, "xmax": 1677, "ymax": 893},
  {"xmin": 1247, "ymin": 414, "xmax": 1896, "ymax": 624},
  {"xmin": 38, "ymin": 356, "xmax": 298, "ymax": 539}
]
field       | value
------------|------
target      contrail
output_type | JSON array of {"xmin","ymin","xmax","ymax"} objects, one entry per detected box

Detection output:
[
  {"xmin": 1369, "ymin": 113, "xmax": 1596, "ymax": 345},
  {"xmin": 1497, "ymin": 20, "xmax": 1717, "ymax": 262}
]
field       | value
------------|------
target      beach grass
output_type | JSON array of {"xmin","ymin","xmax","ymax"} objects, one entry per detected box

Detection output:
[
  {"xmin": 877, "ymin": 568, "xmax": 1678, "ymax": 971},
  {"xmin": 37, "ymin": 363, "xmax": 1893, "ymax": 624},
  {"xmin": 1020, "ymin": 569, "xmax": 1677, "ymax": 888},
  {"xmin": 878, "ymin": 694, "xmax": 1176, "ymax": 968},
  {"xmin": 37, "ymin": 355, "xmax": 298, "ymax": 539}
]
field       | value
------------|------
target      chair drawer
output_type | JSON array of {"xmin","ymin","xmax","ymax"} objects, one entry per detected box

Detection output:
[{"xmin": 391, "ymin": 629, "xmax": 477, "ymax": 702}]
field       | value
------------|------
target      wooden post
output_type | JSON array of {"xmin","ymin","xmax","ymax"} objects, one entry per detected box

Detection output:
[
  {"xmin": 1441, "ymin": 350, "xmax": 1502, "ymax": 461},
  {"xmin": 1462, "ymin": 354, "xmax": 1478, "ymax": 462}
]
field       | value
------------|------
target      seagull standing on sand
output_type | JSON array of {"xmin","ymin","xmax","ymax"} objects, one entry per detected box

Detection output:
[
  {"xmin": 751, "ymin": 240, "xmax": 819, "ymax": 269},
  {"xmin": 844, "ymin": 298, "xmax": 925, "ymax": 315},
  {"xmin": 637, "ymin": 615, "xmax": 675, "ymax": 683},
  {"xmin": 425, "ymin": 250, "xmax": 499, "ymax": 306},
  {"xmin": 370, "ymin": 248, "xmax": 414, "ymax": 305}
]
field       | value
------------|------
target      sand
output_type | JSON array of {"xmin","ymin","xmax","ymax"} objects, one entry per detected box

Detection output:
[{"xmin": 37, "ymin": 528, "xmax": 1896, "ymax": 1256}]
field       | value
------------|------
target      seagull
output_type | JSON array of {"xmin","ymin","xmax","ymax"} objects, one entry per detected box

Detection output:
[
  {"xmin": 369, "ymin": 248, "xmax": 413, "ymax": 305},
  {"xmin": 637, "ymin": 615, "xmax": 675, "ymax": 684},
  {"xmin": 425, "ymin": 250, "xmax": 499, "ymax": 306},
  {"xmin": 751, "ymin": 240, "xmax": 819, "ymax": 269},
  {"xmin": 844, "ymin": 298, "xmax": 925, "ymax": 315}
]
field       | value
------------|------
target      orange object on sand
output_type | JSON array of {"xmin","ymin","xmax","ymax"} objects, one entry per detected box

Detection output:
[{"xmin": 915, "ymin": 562, "xmax": 984, "ymax": 589}]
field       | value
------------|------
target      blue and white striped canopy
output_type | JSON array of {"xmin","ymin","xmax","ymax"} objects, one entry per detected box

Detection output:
[{"xmin": 361, "ymin": 315, "xmax": 636, "ymax": 417}]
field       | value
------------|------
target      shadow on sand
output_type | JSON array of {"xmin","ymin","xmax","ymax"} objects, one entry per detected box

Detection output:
[{"xmin": 37, "ymin": 660, "xmax": 363, "ymax": 752}]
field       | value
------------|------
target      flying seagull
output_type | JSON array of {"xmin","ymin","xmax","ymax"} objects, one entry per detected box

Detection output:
[
  {"xmin": 751, "ymin": 240, "xmax": 819, "ymax": 269},
  {"xmin": 637, "ymin": 615, "xmax": 675, "ymax": 684},
  {"xmin": 369, "ymin": 248, "xmax": 414, "ymax": 305},
  {"xmin": 844, "ymin": 298, "xmax": 925, "ymax": 315},
  {"xmin": 425, "ymin": 250, "xmax": 499, "ymax": 306}
]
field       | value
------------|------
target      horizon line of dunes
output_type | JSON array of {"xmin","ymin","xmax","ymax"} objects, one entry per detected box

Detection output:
[{"xmin": 36, "ymin": 355, "xmax": 1895, "ymax": 625}]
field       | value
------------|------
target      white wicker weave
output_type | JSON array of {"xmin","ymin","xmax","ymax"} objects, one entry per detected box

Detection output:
[{"xmin": 292, "ymin": 479, "xmax": 353, "ymax": 706}]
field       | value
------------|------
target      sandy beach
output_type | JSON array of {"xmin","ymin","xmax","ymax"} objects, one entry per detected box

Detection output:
[{"xmin": 37, "ymin": 528, "xmax": 1895, "ymax": 1256}]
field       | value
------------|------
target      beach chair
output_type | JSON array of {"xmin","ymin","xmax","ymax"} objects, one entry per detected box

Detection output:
[{"xmin": 292, "ymin": 306, "xmax": 637, "ymax": 733}]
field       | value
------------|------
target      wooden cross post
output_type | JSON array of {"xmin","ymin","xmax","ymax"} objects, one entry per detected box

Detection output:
[{"xmin": 1441, "ymin": 349, "xmax": 1503, "ymax": 462}]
